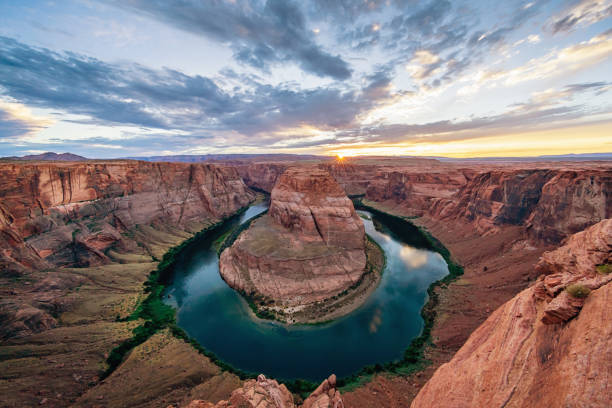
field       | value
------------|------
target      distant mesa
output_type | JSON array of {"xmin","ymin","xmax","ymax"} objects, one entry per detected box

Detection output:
[
  {"xmin": 1, "ymin": 152, "xmax": 88, "ymax": 161},
  {"xmin": 123, "ymin": 153, "xmax": 329, "ymax": 163},
  {"xmin": 219, "ymin": 167, "xmax": 381, "ymax": 323}
]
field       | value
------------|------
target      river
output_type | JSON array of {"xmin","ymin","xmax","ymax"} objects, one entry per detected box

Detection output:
[{"xmin": 164, "ymin": 203, "xmax": 448, "ymax": 382}]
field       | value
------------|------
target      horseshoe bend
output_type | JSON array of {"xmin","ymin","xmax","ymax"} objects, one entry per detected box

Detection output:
[
  {"xmin": 2, "ymin": 3, "xmax": 612, "ymax": 406},
  {"xmin": 0, "ymin": 156, "xmax": 610, "ymax": 408},
  {"xmin": 219, "ymin": 167, "xmax": 384, "ymax": 323}
]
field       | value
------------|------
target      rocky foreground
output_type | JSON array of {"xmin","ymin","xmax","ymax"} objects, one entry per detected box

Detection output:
[
  {"xmin": 220, "ymin": 167, "xmax": 371, "ymax": 322},
  {"xmin": 411, "ymin": 219, "xmax": 611, "ymax": 408},
  {"xmin": 187, "ymin": 374, "xmax": 343, "ymax": 408}
]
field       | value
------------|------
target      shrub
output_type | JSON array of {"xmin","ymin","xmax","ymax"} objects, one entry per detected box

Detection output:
[
  {"xmin": 596, "ymin": 264, "xmax": 612, "ymax": 274},
  {"xmin": 566, "ymin": 284, "xmax": 591, "ymax": 298}
]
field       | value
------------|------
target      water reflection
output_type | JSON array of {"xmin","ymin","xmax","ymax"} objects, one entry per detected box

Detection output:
[{"xmin": 164, "ymin": 207, "xmax": 449, "ymax": 381}]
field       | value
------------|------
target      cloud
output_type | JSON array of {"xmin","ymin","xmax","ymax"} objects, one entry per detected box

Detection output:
[
  {"xmin": 330, "ymin": 81, "xmax": 612, "ymax": 146},
  {"xmin": 549, "ymin": 0, "xmax": 612, "ymax": 33},
  {"xmin": 0, "ymin": 101, "xmax": 54, "ymax": 139},
  {"xmin": 108, "ymin": 0, "xmax": 351, "ymax": 80},
  {"xmin": 460, "ymin": 29, "xmax": 612, "ymax": 94},
  {"xmin": 0, "ymin": 36, "xmax": 394, "ymax": 146}
]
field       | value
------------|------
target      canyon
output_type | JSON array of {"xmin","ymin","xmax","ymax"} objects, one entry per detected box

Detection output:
[
  {"xmin": 0, "ymin": 156, "xmax": 610, "ymax": 407},
  {"xmin": 219, "ymin": 167, "xmax": 376, "ymax": 322}
]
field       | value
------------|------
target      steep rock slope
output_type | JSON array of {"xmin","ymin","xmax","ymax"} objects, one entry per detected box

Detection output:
[
  {"xmin": 237, "ymin": 160, "xmax": 611, "ymax": 245},
  {"xmin": 237, "ymin": 162, "xmax": 290, "ymax": 192},
  {"xmin": 411, "ymin": 219, "xmax": 612, "ymax": 408},
  {"xmin": 269, "ymin": 168, "xmax": 365, "ymax": 250},
  {"xmin": 220, "ymin": 168, "xmax": 366, "ymax": 313}
]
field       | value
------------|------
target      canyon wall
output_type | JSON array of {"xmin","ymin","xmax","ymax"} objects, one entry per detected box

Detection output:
[
  {"xmin": 366, "ymin": 167, "xmax": 611, "ymax": 244},
  {"xmin": 0, "ymin": 161, "xmax": 254, "ymax": 274},
  {"xmin": 237, "ymin": 161, "xmax": 611, "ymax": 244},
  {"xmin": 411, "ymin": 219, "xmax": 612, "ymax": 408}
]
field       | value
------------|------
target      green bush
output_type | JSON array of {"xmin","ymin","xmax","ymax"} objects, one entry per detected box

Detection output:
[
  {"xmin": 566, "ymin": 284, "xmax": 591, "ymax": 298},
  {"xmin": 596, "ymin": 264, "xmax": 612, "ymax": 274}
]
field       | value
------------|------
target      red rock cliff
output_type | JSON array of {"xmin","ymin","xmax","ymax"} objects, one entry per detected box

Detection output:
[
  {"xmin": 411, "ymin": 219, "xmax": 612, "ymax": 408},
  {"xmin": 0, "ymin": 161, "xmax": 255, "ymax": 273},
  {"xmin": 366, "ymin": 167, "xmax": 611, "ymax": 243}
]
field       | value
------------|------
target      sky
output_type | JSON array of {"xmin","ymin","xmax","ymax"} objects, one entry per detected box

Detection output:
[{"xmin": 0, "ymin": 0, "xmax": 611, "ymax": 158}]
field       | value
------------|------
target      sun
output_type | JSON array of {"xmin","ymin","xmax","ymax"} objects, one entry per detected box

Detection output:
[{"xmin": 336, "ymin": 154, "xmax": 344, "ymax": 160}]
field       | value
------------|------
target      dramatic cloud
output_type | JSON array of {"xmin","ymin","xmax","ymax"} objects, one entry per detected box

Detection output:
[
  {"xmin": 0, "ymin": 101, "xmax": 54, "ymax": 139},
  {"xmin": 0, "ymin": 0, "xmax": 611, "ymax": 157},
  {"xmin": 331, "ymin": 81, "xmax": 612, "ymax": 146},
  {"xmin": 0, "ymin": 36, "xmax": 393, "ymax": 141},
  {"xmin": 110, "ymin": 0, "xmax": 351, "ymax": 80},
  {"xmin": 459, "ymin": 29, "xmax": 612, "ymax": 94}
]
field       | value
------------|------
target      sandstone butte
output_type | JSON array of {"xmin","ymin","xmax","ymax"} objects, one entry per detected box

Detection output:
[
  {"xmin": 219, "ymin": 167, "xmax": 367, "ymax": 315},
  {"xmin": 411, "ymin": 219, "xmax": 612, "ymax": 408}
]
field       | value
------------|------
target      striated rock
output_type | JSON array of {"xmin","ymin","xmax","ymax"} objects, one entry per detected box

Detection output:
[
  {"xmin": 0, "ymin": 161, "xmax": 254, "ymax": 271},
  {"xmin": 364, "ymin": 166, "xmax": 611, "ymax": 243},
  {"xmin": 0, "ymin": 160, "xmax": 255, "ymax": 339},
  {"xmin": 411, "ymin": 219, "xmax": 612, "ymax": 408},
  {"xmin": 535, "ymin": 218, "xmax": 612, "ymax": 278},
  {"xmin": 185, "ymin": 374, "xmax": 343, "ymax": 408},
  {"xmin": 365, "ymin": 168, "xmax": 470, "ymax": 217},
  {"xmin": 220, "ymin": 167, "xmax": 366, "ymax": 313},
  {"xmin": 237, "ymin": 160, "xmax": 610, "ymax": 245},
  {"xmin": 533, "ymin": 219, "xmax": 612, "ymax": 324},
  {"xmin": 528, "ymin": 170, "xmax": 612, "ymax": 243},
  {"xmin": 269, "ymin": 168, "xmax": 365, "ymax": 250},
  {"xmin": 237, "ymin": 163, "xmax": 290, "ymax": 192},
  {"xmin": 541, "ymin": 290, "xmax": 586, "ymax": 324}
]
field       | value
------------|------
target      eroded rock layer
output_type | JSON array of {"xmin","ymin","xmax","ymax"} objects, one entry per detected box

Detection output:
[
  {"xmin": 237, "ymin": 160, "xmax": 611, "ymax": 245},
  {"xmin": 0, "ymin": 161, "xmax": 254, "ymax": 274},
  {"xmin": 220, "ymin": 167, "xmax": 366, "ymax": 307},
  {"xmin": 411, "ymin": 219, "xmax": 612, "ymax": 408}
]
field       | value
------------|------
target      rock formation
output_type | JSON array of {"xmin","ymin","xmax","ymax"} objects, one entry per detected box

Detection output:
[
  {"xmin": 411, "ymin": 219, "xmax": 612, "ymax": 408},
  {"xmin": 185, "ymin": 374, "xmax": 343, "ymax": 408},
  {"xmin": 365, "ymin": 167, "xmax": 611, "ymax": 244},
  {"xmin": 237, "ymin": 160, "xmax": 611, "ymax": 245},
  {"xmin": 220, "ymin": 167, "xmax": 366, "ymax": 313},
  {"xmin": 0, "ymin": 160, "xmax": 254, "ymax": 340},
  {"xmin": 0, "ymin": 161, "xmax": 254, "ymax": 274},
  {"xmin": 2, "ymin": 157, "xmax": 611, "ymax": 408}
]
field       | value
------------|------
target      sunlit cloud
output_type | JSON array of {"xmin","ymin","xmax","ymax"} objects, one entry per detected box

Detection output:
[
  {"xmin": 0, "ymin": 100, "xmax": 55, "ymax": 139},
  {"xmin": 548, "ymin": 0, "xmax": 612, "ymax": 33},
  {"xmin": 459, "ymin": 30, "xmax": 612, "ymax": 95}
]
